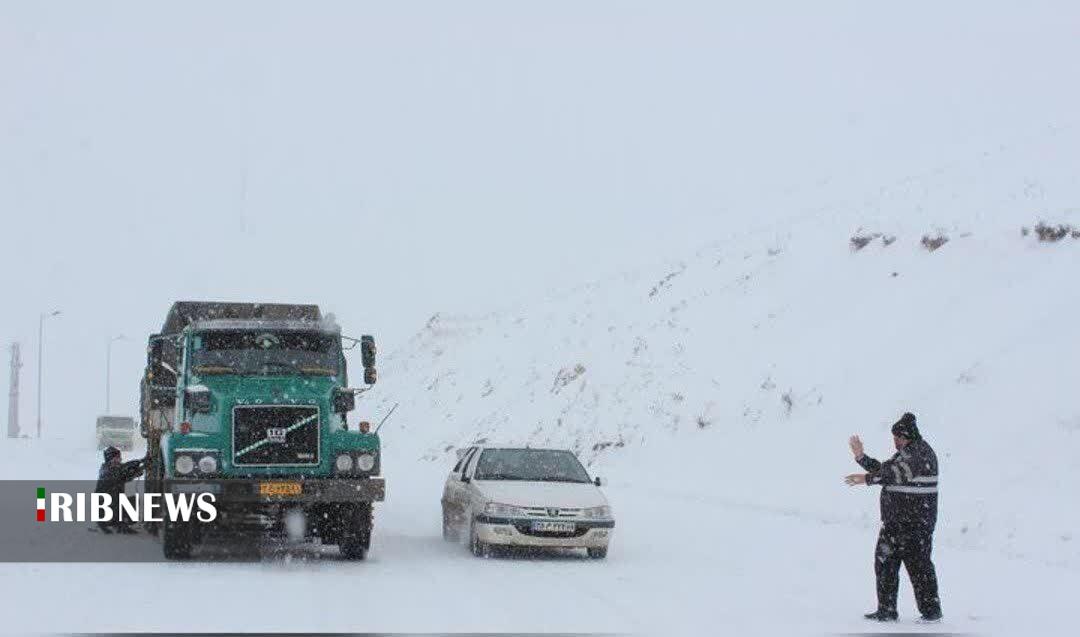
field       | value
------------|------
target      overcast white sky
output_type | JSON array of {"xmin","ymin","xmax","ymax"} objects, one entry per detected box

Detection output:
[{"xmin": 2, "ymin": 1, "xmax": 1078, "ymax": 436}]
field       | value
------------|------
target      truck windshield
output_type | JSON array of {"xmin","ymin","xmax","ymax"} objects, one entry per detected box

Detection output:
[
  {"xmin": 473, "ymin": 449, "xmax": 592, "ymax": 483},
  {"xmin": 190, "ymin": 330, "xmax": 340, "ymax": 376}
]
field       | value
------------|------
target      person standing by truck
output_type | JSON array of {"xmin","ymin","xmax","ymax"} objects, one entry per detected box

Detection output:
[
  {"xmin": 95, "ymin": 446, "xmax": 145, "ymax": 534},
  {"xmin": 845, "ymin": 412, "xmax": 943, "ymax": 622}
]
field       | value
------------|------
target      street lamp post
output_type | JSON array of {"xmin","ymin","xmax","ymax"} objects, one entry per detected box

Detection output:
[
  {"xmin": 105, "ymin": 335, "xmax": 126, "ymax": 414},
  {"xmin": 36, "ymin": 310, "xmax": 61, "ymax": 439}
]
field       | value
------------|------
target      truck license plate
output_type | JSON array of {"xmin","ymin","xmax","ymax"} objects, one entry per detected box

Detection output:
[
  {"xmin": 258, "ymin": 481, "xmax": 302, "ymax": 497},
  {"xmin": 531, "ymin": 520, "xmax": 575, "ymax": 533}
]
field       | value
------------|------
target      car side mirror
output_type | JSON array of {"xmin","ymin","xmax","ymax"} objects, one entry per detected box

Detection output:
[
  {"xmin": 594, "ymin": 476, "xmax": 604, "ymax": 487},
  {"xmin": 461, "ymin": 475, "xmax": 471, "ymax": 484}
]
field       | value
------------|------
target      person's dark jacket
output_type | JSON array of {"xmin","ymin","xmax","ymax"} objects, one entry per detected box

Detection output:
[
  {"xmin": 95, "ymin": 458, "xmax": 144, "ymax": 502},
  {"xmin": 857, "ymin": 438, "xmax": 939, "ymax": 531}
]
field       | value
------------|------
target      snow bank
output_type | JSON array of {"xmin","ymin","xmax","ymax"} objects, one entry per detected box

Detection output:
[{"xmin": 369, "ymin": 128, "xmax": 1080, "ymax": 569}]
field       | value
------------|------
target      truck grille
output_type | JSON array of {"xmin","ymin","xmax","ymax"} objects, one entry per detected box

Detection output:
[{"xmin": 232, "ymin": 405, "xmax": 320, "ymax": 466}]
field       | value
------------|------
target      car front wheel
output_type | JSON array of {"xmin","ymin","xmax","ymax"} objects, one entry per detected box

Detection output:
[
  {"xmin": 469, "ymin": 518, "xmax": 491, "ymax": 558},
  {"xmin": 442, "ymin": 505, "xmax": 460, "ymax": 543},
  {"xmin": 587, "ymin": 546, "xmax": 608, "ymax": 559}
]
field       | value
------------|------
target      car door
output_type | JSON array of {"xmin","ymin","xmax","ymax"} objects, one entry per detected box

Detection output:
[
  {"xmin": 456, "ymin": 447, "xmax": 484, "ymax": 528},
  {"xmin": 442, "ymin": 446, "xmax": 477, "ymax": 528}
]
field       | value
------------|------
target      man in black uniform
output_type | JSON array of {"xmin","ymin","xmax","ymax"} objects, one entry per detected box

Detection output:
[
  {"xmin": 846, "ymin": 412, "xmax": 942, "ymax": 622},
  {"xmin": 95, "ymin": 446, "xmax": 145, "ymax": 534}
]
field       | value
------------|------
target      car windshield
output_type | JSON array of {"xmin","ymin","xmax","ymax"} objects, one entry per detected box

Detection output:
[
  {"xmin": 473, "ymin": 449, "xmax": 592, "ymax": 483},
  {"xmin": 190, "ymin": 330, "xmax": 340, "ymax": 376}
]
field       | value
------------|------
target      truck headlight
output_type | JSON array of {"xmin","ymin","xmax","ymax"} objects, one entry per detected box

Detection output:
[
  {"xmin": 355, "ymin": 453, "xmax": 376, "ymax": 472},
  {"xmin": 335, "ymin": 454, "xmax": 354, "ymax": 472},
  {"xmin": 197, "ymin": 455, "xmax": 218, "ymax": 473},
  {"xmin": 485, "ymin": 502, "xmax": 525, "ymax": 517},
  {"xmin": 174, "ymin": 455, "xmax": 195, "ymax": 475},
  {"xmin": 583, "ymin": 505, "xmax": 612, "ymax": 519}
]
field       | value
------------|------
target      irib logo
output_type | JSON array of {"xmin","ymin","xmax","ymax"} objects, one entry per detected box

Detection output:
[{"xmin": 36, "ymin": 486, "xmax": 218, "ymax": 523}]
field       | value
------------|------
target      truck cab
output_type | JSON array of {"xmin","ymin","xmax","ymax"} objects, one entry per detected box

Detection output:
[{"xmin": 140, "ymin": 302, "xmax": 383, "ymax": 560}]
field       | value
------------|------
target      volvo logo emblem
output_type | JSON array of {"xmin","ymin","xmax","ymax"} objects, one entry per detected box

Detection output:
[{"xmin": 266, "ymin": 427, "xmax": 287, "ymax": 444}]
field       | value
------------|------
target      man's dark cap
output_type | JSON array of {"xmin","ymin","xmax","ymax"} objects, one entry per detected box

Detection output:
[
  {"xmin": 891, "ymin": 412, "xmax": 921, "ymax": 440},
  {"xmin": 103, "ymin": 446, "xmax": 121, "ymax": 461}
]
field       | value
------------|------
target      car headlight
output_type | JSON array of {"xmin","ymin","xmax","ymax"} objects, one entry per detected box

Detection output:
[
  {"xmin": 355, "ymin": 453, "xmax": 376, "ymax": 472},
  {"xmin": 174, "ymin": 455, "xmax": 195, "ymax": 475},
  {"xmin": 335, "ymin": 453, "xmax": 355, "ymax": 472},
  {"xmin": 583, "ymin": 505, "xmax": 612, "ymax": 519},
  {"xmin": 197, "ymin": 455, "xmax": 218, "ymax": 473},
  {"xmin": 485, "ymin": 502, "xmax": 525, "ymax": 517}
]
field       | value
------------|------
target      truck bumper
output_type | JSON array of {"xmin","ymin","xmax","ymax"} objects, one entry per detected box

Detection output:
[
  {"xmin": 164, "ymin": 478, "xmax": 385, "ymax": 503},
  {"xmin": 473, "ymin": 515, "xmax": 614, "ymax": 549}
]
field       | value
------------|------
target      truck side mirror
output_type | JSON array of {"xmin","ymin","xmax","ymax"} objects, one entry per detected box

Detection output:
[
  {"xmin": 361, "ymin": 335, "xmax": 376, "ymax": 368},
  {"xmin": 360, "ymin": 335, "xmax": 377, "ymax": 385},
  {"xmin": 146, "ymin": 334, "xmax": 178, "ymax": 408}
]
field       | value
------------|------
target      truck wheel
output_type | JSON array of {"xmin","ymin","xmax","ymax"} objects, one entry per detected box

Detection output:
[
  {"xmin": 340, "ymin": 536, "xmax": 367, "ymax": 560},
  {"xmin": 442, "ymin": 506, "xmax": 460, "ymax": 542},
  {"xmin": 340, "ymin": 503, "xmax": 372, "ymax": 561},
  {"xmin": 587, "ymin": 547, "xmax": 608, "ymax": 559},
  {"xmin": 162, "ymin": 518, "xmax": 193, "ymax": 560},
  {"xmin": 469, "ymin": 519, "xmax": 491, "ymax": 558}
]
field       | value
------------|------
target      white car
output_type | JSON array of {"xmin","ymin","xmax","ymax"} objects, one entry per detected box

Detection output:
[{"xmin": 441, "ymin": 445, "xmax": 614, "ymax": 558}]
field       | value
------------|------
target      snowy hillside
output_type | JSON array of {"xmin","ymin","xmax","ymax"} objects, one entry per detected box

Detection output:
[
  {"xmin": 2, "ymin": 131, "xmax": 1078, "ymax": 636},
  {"xmin": 370, "ymin": 127, "xmax": 1080, "ymax": 570}
]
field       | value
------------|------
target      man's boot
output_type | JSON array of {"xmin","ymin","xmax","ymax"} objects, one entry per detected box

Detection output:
[{"xmin": 864, "ymin": 609, "xmax": 898, "ymax": 622}]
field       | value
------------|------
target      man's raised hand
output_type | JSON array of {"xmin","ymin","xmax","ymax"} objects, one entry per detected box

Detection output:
[{"xmin": 849, "ymin": 435, "xmax": 864, "ymax": 460}]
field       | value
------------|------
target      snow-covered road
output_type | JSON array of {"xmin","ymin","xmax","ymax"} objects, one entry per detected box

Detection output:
[{"xmin": 1, "ymin": 436, "xmax": 1075, "ymax": 635}]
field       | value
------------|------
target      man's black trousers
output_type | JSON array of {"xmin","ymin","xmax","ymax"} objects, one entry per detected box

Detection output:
[{"xmin": 875, "ymin": 526, "xmax": 941, "ymax": 617}]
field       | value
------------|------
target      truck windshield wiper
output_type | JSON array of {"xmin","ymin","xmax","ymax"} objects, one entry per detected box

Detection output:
[
  {"xmin": 299, "ymin": 366, "xmax": 337, "ymax": 375},
  {"xmin": 259, "ymin": 361, "xmax": 299, "ymax": 374},
  {"xmin": 193, "ymin": 364, "xmax": 238, "ymax": 375}
]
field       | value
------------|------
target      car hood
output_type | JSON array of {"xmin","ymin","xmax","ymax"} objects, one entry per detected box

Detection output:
[{"xmin": 475, "ymin": 480, "xmax": 608, "ymax": 509}]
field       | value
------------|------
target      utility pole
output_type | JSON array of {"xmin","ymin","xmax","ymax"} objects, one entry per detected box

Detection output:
[
  {"xmin": 105, "ymin": 334, "xmax": 125, "ymax": 414},
  {"xmin": 7, "ymin": 343, "xmax": 20, "ymax": 438},
  {"xmin": 37, "ymin": 309, "xmax": 61, "ymax": 438}
]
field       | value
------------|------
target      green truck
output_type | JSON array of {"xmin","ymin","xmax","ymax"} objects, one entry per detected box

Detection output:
[{"xmin": 140, "ymin": 301, "xmax": 384, "ymax": 560}]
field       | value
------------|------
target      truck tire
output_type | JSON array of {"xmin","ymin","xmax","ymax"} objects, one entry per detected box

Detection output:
[
  {"xmin": 340, "ymin": 503, "xmax": 372, "ymax": 561},
  {"xmin": 587, "ymin": 547, "xmax": 608, "ymax": 559},
  {"xmin": 162, "ymin": 518, "xmax": 193, "ymax": 560}
]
